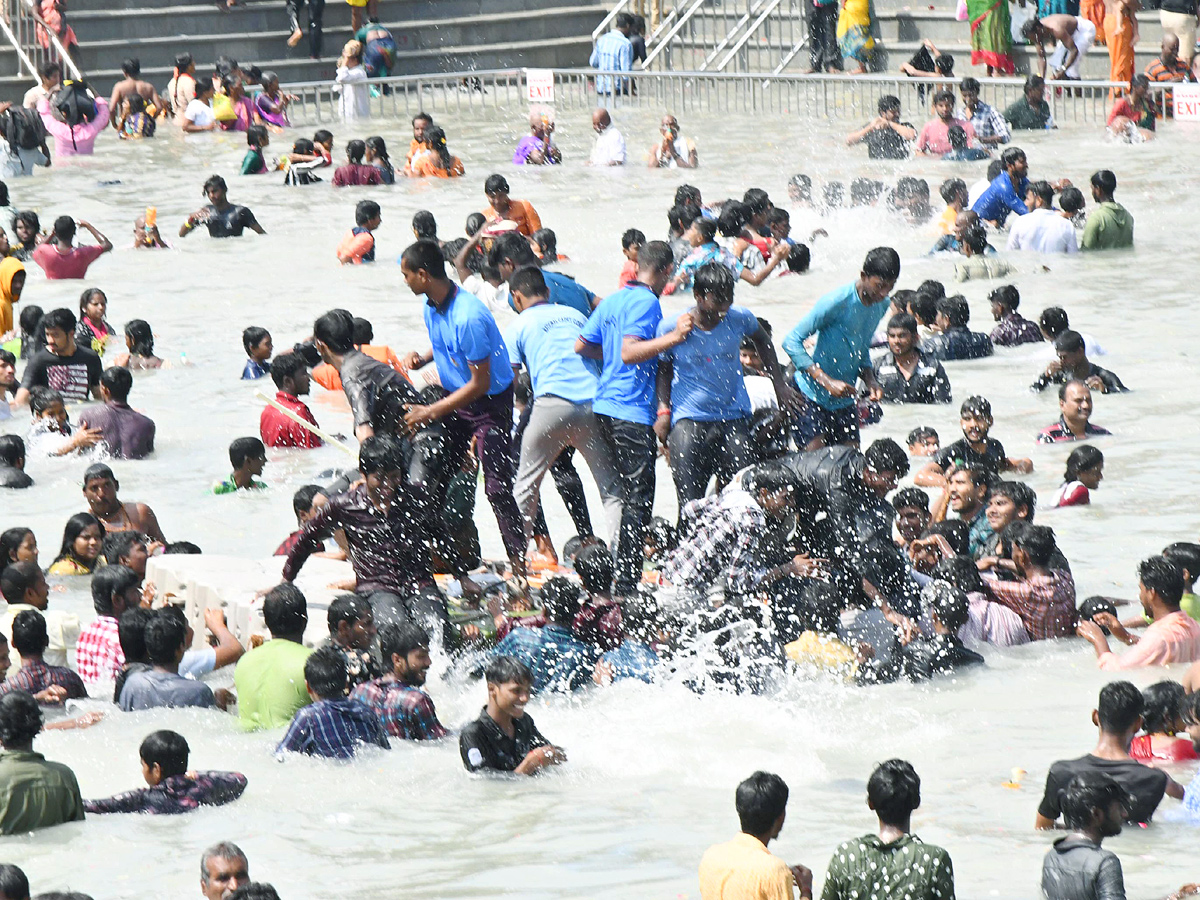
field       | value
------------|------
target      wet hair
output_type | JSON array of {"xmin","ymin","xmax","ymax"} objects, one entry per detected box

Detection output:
[
  {"xmin": 512, "ymin": 370, "xmax": 532, "ymax": 406},
  {"xmin": 987, "ymin": 285, "xmax": 1019, "ymax": 312},
  {"xmin": 509, "ymin": 266, "xmax": 548, "ymax": 301},
  {"xmin": 1001, "ymin": 146, "xmax": 1025, "ymax": 171},
  {"xmin": 485, "ymin": 654, "xmax": 533, "ymax": 686},
  {"xmin": 347, "ymin": 318, "xmax": 372, "ymax": 345},
  {"xmin": 823, "ymin": 182, "xmax": 844, "ymax": 208},
  {"xmin": 867, "ymin": 759, "xmax": 921, "ymax": 825},
  {"xmin": 850, "ymin": 178, "xmax": 884, "ymax": 206},
  {"xmin": 1141, "ymin": 681, "xmax": 1186, "ymax": 735},
  {"xmin": 0, "ymin": 528, "xmax": 32, "ymax": 566},
  {"xmin": 864, "ymin": 438, "xmax": 909, "ymax": 478},
  {"xmin": 638, "ymin": 240, "xmax": 675, "ymax": 275},
  {"xmin": 0, "ymin": 562, "xmax": 39, "ymax": 605},
  {"xmin": 269, "ymin": 352, "xmax": 306, "ymax": 391},
  {"xmin": 788, "ymin": 173, "xmax": 812, "ymax": 200},
  {"xmin": 313, "ymin": 129, "xmax": 333, "ymax": 147},
  {"xmin": 645, "ymin": 517, "xmax": 677, "ymax": 559},
  {"xmin": 717, "ymin": 201, "xmax": 749, "ymax": 238},
  {"xmin": 100, "ymin": 366, "xmax": 132, "ymax": 403},
  {"xmin": 924, "ymin": 520, "xmax": 969, "ymax": 556},
  {"xmin": 121, "ymin": 57, "xmax": 142, "ymax": 77},
  {"xmin": 380, "ymin": 621, "xmax": 430, "ymax": 663},
  {"xmin": 1138, "ymin": 555, "xmax": 1184, "ymax": 607},
  {"xmin": 621, "ymin": 228, "xmax": 645, "ymax": 251},
  {"xmin": 327, "ymin": 593, "xmax": 371, "ymax": 637},
  {"xmin": 990, "ymin": 480, "xmax": 1036, "ymax": 520},
  {"xmin": 144, "ymin": 608, "xmax": 187, "ymax": 665},
  {"xmin": 766, "ymin": 208, "xmax": 790, "ymax": 230},
  {"xmin": 575, "ymin": 544, "xmax": 614, "ymax": 595},
  {"xmin": 1039, "ymin": 306, "xmax": 1070, "ymax": 338},
  {"xmin": 909, "ymin": 293, "xmax": 938, "ymax": 327},
  {"xmin": 100, "ymin": 531, "xmax": 146, "ymax": 573},
  {"xmin": 1062, "ymin": 446, "xmax": 1104, "ymax": 488},
  {"xmin": 689, "ymin": 216, "xmax": 718, "ymax": 243},
  {"xmin": 490, "ymin": 232, "xmax": 539, "ymax": 269},
  {"xmin": 90, "ymin": 564, "xmax": 137, "ymax": 618},
  {"xmin": 314, "ymin": 308, "xmax": 355, "ymax": 353},
  {"xmin": 887, "ymin": 312, "xmax": 918, "ymax": 336},
  {"xmin": 962, "ymin": 224, "xmax": 989, "ymax": 254},
  {"xmin": 694, "ymin": 262, "xmax": 735, "ymax": 304},
  {"xmin": 532, "ymin": 228, "xmax": 557, "ymax": 259},
  {"xmin": 935, "ymin": 53, "xmax": 954, "ymax": 75},
  {"xmin": 744, "ymin": 459, "xmax": 801, "ymax": 500},
  {"xmin": 140, "ymin": 729, "xmax": 189, "ymax": 778},
  {"xmin": 1162, "ymin": 542, "xmax": 1200, "ymax": 588},
  {"xmin": 291, "ymin": 138, "xmax": 315, "ymax": 155},
  {"xmin": 12, "ymin": 210, "xmax": 40, "ymax": 246},
  {"xmin": 365, "ymin": 135, "xmax": 392, "ymax": 173},
  {"xmin": 891, "ymin": 487, "xmax": 929, "ymax": 514},
  {"xmin": 200, "ymin": 843, "xmax": 247, "ymax": 886},
  {"xmin": 1027, "ymin": 180, "xmax": 1054, "ymax": 206},
  {"xmin": 1058, "ymin": 378, "xmax": 1092, "ymax": 402},
  {"xmin": 742, "ymin": 187, "xmax": 771, "ymax": 217},
  {"xmin": 55, "ymin": 513, "xmax": 104, "ymax": 571},
  {"xmin": 242, "ymin": 326, "xmax": 270, "ymax": 355},
  {"xmin": 1011, "ymin": 523, "xmax": 1056, "ymax": 567},
  {"xmin": 0, "ymin": 864, "xmax": 29, "ymax": 900},
  {"xmin": 1059, "ymin": 186, "xmax": 1085, "ymax": 215},
  {"xmin": 124, "ymin": 319, "xmax": 155, "ymax": 357},
  {"xmin": 246, "ymin": 124, "xmax": 267, "ymax": 149},
  {"xmin": 786, "ymin": 243, "xmax": 811, "ymax": 273},
  {"xmin": 164, "ymin": 541, "xmax": 201, "ymax": 555},
  {"xmin": 931, "ymin": 554, "xmax": 985, "ymax": 594},
  {"xmin": 803, "ymin": 582, "xmax": 844, "ymax": 633},
  {"xmin": 933, "ymin": 88, "xmax": 955, "ymax": 107},
  {"xmin": 29, "ymin": 386, "xmax": 63, "ymax": 418},
  {"xmin": 735, "ymin": 771, "xmax": 789, "ymax": 835},
  {"xmin": 862, "ymin": 247, "xmax": 901, "ymax": 281},
  {"xmin": 203, "ymin": 174, "xmax": 227, "ymax": 196},
  {"xmin": 410, "ymin": 209, "xmax": 437, "ymax": 240},
  {"xmin": 947, "ymin": 125, "xmax": 969, "ymax": 151},
  {"xmin": 304, "ymin": 644, "xmax": 348, "ymax": 699},
  {"xmin": 400, "ymin": 240, "xmax": 447, "ymax": 279},
  {"xmin": 484, "ymin": 173, "xmax": 509, "ymax": 195},
  {"xmin": 1061, "ymin": 772, "xmax": 1130, "ymax": 830},
  {"xmin": 1078, "ymin": 595, "xmax": 1118, "ymax": 631},
  {"xmin": 42, "ymin": 307, "xmax": 76, "ymax": 335},
  {"xmin": 877, "ymin": 94, "xmax": 901, "ymax": 115},
  {"xmin": 907, "ymin": 425, "xmax": 938, "ymax": 447},
  {"xmin": 539, "ymin": 576, "xmax": 582, "ymax": 628},
  {"xmin": 358, "ymin": 433, "xmax": 405, "ymax": 475},
  {"xmin": 0, "ymin": 435, "xmax": 23, "ymax": 468},
  {"xmin": 0, "ymin": 692, "xmax": 42, "ymax": 747},
  {"xmin": 229, "ymin": 437, "xmax": 265, "ymax": 469},
  {"xmin": 263, "ymin": 583, "xmax": 308, "ymax": 638},
  {"xmin": 939, "ymin": 177, "xmax": 967, "ymax": 205},
  {"xmin": 674, "ymin": 184, "xmax": 702, "ymax": 207},
  {"xmin": 117, "ymin": 606, "xmax": 151, "ymax": 662},
  {"xmin": 1091, "ymin": 169, "xmax": 1117, "ymax": 196},
  {"xmin": 348, "ymin": 200, "xmax": 381, "ymax": 229},
  {"xmin": 1097, "ymin": 680, "xmax": 1143, "ymax": 733},
  {"xmin": 292, "ymin": 484, "xmax": 325, "ymax": 518},
  {"xmin": 342, "ymin": 138, "xmax": 365, "ymax": 165},
  {"xmin": 921, "ymin": 581, "xmax": 969, "ymax": 631},
  {"xmin": 667, "ymin": 204, "xmax": 694, "ymax": 236}
]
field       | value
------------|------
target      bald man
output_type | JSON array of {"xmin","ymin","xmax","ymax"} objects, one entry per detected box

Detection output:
[
  {"xmin": 1157, "ymin": 0, "xmax": 1198, "ymax": 66},
  {"xmin": 587, "ymin": 108, "xmax": 626, "ymax": 166},
  {"xmin": 649, "ymin": 114, "xmax": 698, "ymax": 168},
  {"xmin": 1145, "ymin": 33, "xmax": 1197, "ymax": 115}
]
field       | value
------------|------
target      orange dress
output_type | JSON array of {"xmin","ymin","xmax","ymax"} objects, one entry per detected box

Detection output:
[
  {"xmin": 411, "ymin": 153, "xmax": 464, "ymax": 179},
  {"xmin": 1104, "ymin": 6, "xmax": 1136, "ymax": 92},
  {"xmin": 1082, "ymin": 0, "xmax": 1107, "ymax": 44},
  {"xmin": 311, "ymin": 345, "xmax": 410, "ymax": 392},
  {"xmin": 480, "ymin": 198, "xmax": 543, "ymax": 236}
]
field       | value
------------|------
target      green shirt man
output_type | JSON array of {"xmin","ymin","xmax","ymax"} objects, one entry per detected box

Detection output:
[
  {"xmin": 234, "ymin": 638, "xmax": 314, "ymax": 730},
  {"xmin": 1081, "ymin": 201, "xmax": 1134, "ymax": 250},
  {"xmin": 821, "ymin": 833, "xmax": 955, "ymax": 900},
  {"xmin": 0, "ymin": 749, "xmax": 85, "ymax": 835}
]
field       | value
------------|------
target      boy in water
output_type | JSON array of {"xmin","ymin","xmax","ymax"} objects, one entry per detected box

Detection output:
[
  {"xmin": 459, "ymin": 655, "xmax": 566, "ymax": 775},
  {"xmin": 259, "ymin": 352, "xmax": 322, "ymax": 449},
  {"xmin": 336, "ymin": 200, "xmax": 381, "ymax": 265},
  {"xmin": 618, "ymin": 228, "xmax": 643, "ymax": 288},
  {"xmin": 240, "ymin": 326, "xmax": 272, "ymax": 380},
  {"xmin": 213, "ymin": 437, "xmax": 267, "ymax": 494},
  {"xmin": 276, "ymin": 646, "xmax": 390, "ymax": 759},
  {"xmin": 915, "ymin": 396, "xmax": 1032, "ymax": 487}
]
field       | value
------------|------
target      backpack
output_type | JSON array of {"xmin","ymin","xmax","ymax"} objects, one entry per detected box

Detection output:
[
  {"xmin": 51, "ymin": 79, "xmax": 98, "ymax": 128},
  {"xmin": 1, "ymin": 106, "xmax": 47, "ymax": 151}
]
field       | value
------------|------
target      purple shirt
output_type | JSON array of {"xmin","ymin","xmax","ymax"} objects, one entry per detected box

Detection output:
[
  {"xmin": 513, "ymin": 135, "xmax": 553, "ymax": 165},
  {"xmin": 78, "ymin": 401, "xmax": 156, "ymax": 459}
]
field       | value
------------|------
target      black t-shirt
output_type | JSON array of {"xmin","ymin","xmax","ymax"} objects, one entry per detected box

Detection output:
[
  {"xmin": 933, "ymin": 436, "xmax": 1006, "ymax": 477},
  {"xmin": 200, "ymin": 204, "xmax": 259, "ymax": 237},
  {"xmin": 339, "ymin": 350, "xmax": 423, "ymax": 432},
  {"xmin": 0, "ymin": 465, "xmax": 32, "ymax": 489},
  {"xmin": 864, "ymin": 122, "xmax": 914, "ymax": 160},
  {"xmin": 459, "ymin": 706, "xmax": 550, "ymax": 773},
  {"xmin": 1037, "ymin": 754, "xmax": 1169, "ymax": 825},
  {"xmin": 20, "ymin": 345, "xmax": 102, "ymax": 401},
  {"xmin": 908, "ymin": 45, "xmax": 935, "ymax": 73}
]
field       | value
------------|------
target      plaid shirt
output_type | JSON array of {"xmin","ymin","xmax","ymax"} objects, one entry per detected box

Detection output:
[
  {"xmin": 589, "ymin": 30, "xmax": 633, "ymax": 94},
  {"xmin": 1036, "ymin": 416, "xmax": 1112, "ymax": 445},
  {"xmin": 276, "ymin": 698, "xmax": 391, "ymax": 759},
  {"xmin": 983, "ymin": 570, "xmax": 1077, "ymax": 640},
  {"xmin": 664, "ymin": 487, "xmax": 769, "ymax": 596},
  {"xmin": 84, "ymin": 771, "xmax": 246, "ymax": 815},
  {"xmin": 492, "ymin": 624, "xmax": 598, "ymax": 693},
  {"xmin": 350, "ymin": 676, "xmax": 447, "ymax": 741},
  {"xmin": 0, "ymin": 658, "xmax": 86, "ymax": 700},
  {"xmin": 958, "ymin": 100, "xmax": 1011, "ymax": 144},
  {"xmin": 989, "ymin": 312, "xmax": 1043, "ymax": 347},
  {"xmin": 75, "ymin": 616, "xmax": 124, "ymax": 683}
]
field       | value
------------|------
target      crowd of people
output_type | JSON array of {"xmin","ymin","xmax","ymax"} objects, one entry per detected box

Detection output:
[{"xmin": 0, "ymin": 29, "xmax": 1197, "ymax": 900}]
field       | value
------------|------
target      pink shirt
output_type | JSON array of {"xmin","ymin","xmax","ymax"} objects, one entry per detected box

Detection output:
[
  {"xmin": 31, "ymin": 242, "xmax": 107, "ymax": 280},
  {"xmin": 916, "ymin": 116, "xmax": 977, "ymax": 155},
  {"xmin": 38, "ymin": 96, "xmax": 110, "ymax": 156},
  {"xmin": 1098, "ymin": 610, "xmax": 1200, "ymax": 669}
]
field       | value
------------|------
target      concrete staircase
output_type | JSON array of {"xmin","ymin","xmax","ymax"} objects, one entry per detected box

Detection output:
[{"xmin": 0, "ymin": 0, "xmax": 607, "ymax": 95}]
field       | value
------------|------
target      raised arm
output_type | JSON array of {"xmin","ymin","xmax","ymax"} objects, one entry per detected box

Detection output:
[{"xmin": 622, "ymin": 311, "xmax": 692, "ymax": 364}]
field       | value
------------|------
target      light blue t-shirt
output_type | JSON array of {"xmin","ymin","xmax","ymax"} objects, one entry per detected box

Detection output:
[
  {"xmin": 781, "ymin": 281, "xmax": 890, "ymax": 411},
  {"xmin": 422, "ymin": 284, "xmax": 514, "ymax": 396},
  {"xmin": 578, "ymin": 283, "xmax": 663, "ymax": 426},
  {"xmin": 544, "ymin": 272, "xmax": 595, "ymax": 317},
  {"xmin": 505, "ymin": 302, "xmax": 597, "ymax": 404},
  {"xmin": 658, "ymin": 305, "xmax": 758, "ymax": 423}
]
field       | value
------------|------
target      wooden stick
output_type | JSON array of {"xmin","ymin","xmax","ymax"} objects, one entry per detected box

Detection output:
[{"xmin": 254, "ymin": 390, "xmax": 357, "ymax": 457}]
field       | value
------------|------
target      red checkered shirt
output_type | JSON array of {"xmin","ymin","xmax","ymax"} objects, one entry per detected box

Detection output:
[
  {"xmin": 75, "ymin": 616, "xmax": 124, "ymax": 682},
  {"xmin": 983, "ymin": 570, "xmax": 1077, "ymax": 641}
]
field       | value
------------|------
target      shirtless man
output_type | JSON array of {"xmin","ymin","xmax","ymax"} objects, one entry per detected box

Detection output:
[
  {"xmin": 108, "ymin": 58, "xmax": 166, "ymax": 127},
  {"xmin": 1023, "ymin": 15, "xmax": 1098, "ymax": 81},
  {"xmin": 81, "ymin": 463, "xmax": 167, "ymax": 545}
]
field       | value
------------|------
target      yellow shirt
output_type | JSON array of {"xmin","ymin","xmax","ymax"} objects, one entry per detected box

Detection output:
[
  {"xmin": 0, "ymin": 604, "xmax": 80, "ymax": 670},
  {"xmin": 936, "ymin": 205, "xmax": 957, "ymax": 236},
  {"xmin": 785, "ymin": 630, "xmax": 857, "ymax": 674},
  {"xmin": 699, "ymin": 833, "xmax": 795, "ymax": 900}
]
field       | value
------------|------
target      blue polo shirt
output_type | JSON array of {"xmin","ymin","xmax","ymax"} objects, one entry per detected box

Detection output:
[
  {"xmin": 422, "ymin": 284, "xmax": 514, "ymax": 396},
  {"xmin": 578, "ymin": 282, "xmax": 662, "ymax": 426},
  {"xmin": 543, "ymin": 271, "xmax": 595, "ymax": 317},
  {"xmin": 971, "ymin": 172, "xmax": 1029, "ymax": 226},
  {"xmin": 782, "ymin": 281, "xmax": 889, "ymax": 411},
  {"xmin": 658, "ymin": 305, "xmax": 758, "ymax": 423},
  {"xmin": 505, "ymin": 302, "xmax": 596, "ymax": 404}
]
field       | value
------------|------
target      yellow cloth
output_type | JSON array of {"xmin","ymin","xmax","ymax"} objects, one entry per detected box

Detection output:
[
  {"xmin": 936, "ymin": 206, "xmax": 957, "ymax": 236},
  {"xmin": 47, "ymin": 557, "xmax": 95, "ymax": 576},
  {"xmin": 699, "ymin": 833, "xmax": 795, "ymax": 900},
  {"xmin": 0, "ymin": 257, "xmax": 24, "ymax": 336},
  {"xmin": 785, "ymin": 630, "xmax": 857, "ymax": 673},
  {"xmin": 836, "ymin": 0, "xmax": 874, "ymax": 47}
]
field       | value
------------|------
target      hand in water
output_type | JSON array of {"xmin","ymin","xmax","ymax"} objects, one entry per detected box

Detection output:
[
  {"xmin": 1085, "ymin": 375, "xmax": 1106, "ymax": 393},
  {"xmin": 34, "ymin": 685, "xmax": 68, "ymax": 704},
  {"xmin": 213, "ymin": 688, "xmax": 236, "ymax": 710}
]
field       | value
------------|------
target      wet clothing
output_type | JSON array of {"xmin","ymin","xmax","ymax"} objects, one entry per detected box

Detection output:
[
  {"xmin": 276, "ymin": 697, "xmax": 390, "ymax": 758},
  {"xmin": 339, "ymin": 348, "xmax": 422, "ymax": 434},
  {"xmin": 0, "ymin": 750, "xmax": 84, "ymax": 834},
  {"xmin": 873, "ymin": 349, "xmax": 952, "ymax": 404},
  {"xmin": 20, "ymin": 345, "xmax": 102, "ymax": 401},
  {"xmin": 990, "ymin": 311, "xmax": 1043, "ymax": 346},
  {"xmin": 77, "ymin": 400, "xmax": 156, "ymax": 459},
  {"xmin": 259, "ymin": 391, "xmax": 322, "ymax": 449},
  {"xmin": 332, "ymin": 163, "xmax": 383, "ymax": 186},
  {"xmin": 983, "ymin": 570, "xmax": 1077, "ymax": 639},
  {"xmin": 1031, "ymin": 363, "xmax": 1127, "ymax": 394},
  {"xmin": 350, "ymin": 676, "xmax": 448, "ymax": 740},
  {"xmin": 932, "ymin": 436, "xmax": 1007, "ymax": 478},
  {"xmin": 194, "ymin": 204, "xmax": 260, "ymax": 238},
  {"xmin": 0, "ymin": 465, "xmax": 32, "ymax": 489},
  {"xmin": 459, "ymin": 706, "xmax": 550, "ymax": 773},
  {"xmin": 1037, "ymin": 416, "xmax": 1112, "ymax": 444},
  {"xmin": 1004, "ymin": 97, "xmax": 1055, "ymax": 129},
  {"xmin": 84, "ymin": 771, "xmax": 246, "ymax": 815},
  {"xmin": 1038, "ymin": 755, "xmax": 1167, "ymax": 825},
  {"xmin": 119, "ymin": 668, "xmax": 215, "ymax": 711},
  {"xmin": 490, "ymin": 623, "xmax": 598, "ymax": 693},
  {"xmin": 821, "ymin": 833, "xmax": 955, "ymax": 900},
  {"xmin": 922, "ymin": 326, "xmax": 994, "ymax": 361},
  {"xmin": 860, "ymin": 121, "xmax": 914, "ymax": 159},
  {"xmin": 1081, "ymin": 202, "xmax": 1134, "ymax": 250},
  {"xmin": 0, "ymin": 657, "xmax": 86, "ymax": 699},
  {"xmin": 865, "ymin": 633, "xmax": 984, "ymax": 683},
  {"xmin": 234, "ymin": 638, "xmax": 313, "ymax": 731},
  {"xmin": 1041, "ymin": 836, "xmax": 1125, "ymax": 900},
  {"xmin": 698, "ymin": 832, "xmax": 795, "ymax": 900},
  {"xmin": 972, "ymin": 172, "xmax": 1029, "ymax": 226}
]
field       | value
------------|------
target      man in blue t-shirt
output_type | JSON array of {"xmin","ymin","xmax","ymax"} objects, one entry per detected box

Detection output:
[
  {"xmin": 575, "ymin": 241, "xmax": 679, "ymax": 598},
  {"xmin": 505, "ymin": 267, "xmax": 623, "ymax": 546},
  {"xmin": 971, "ymin": 146, "xmax": 1029, "ymax": 227},
  {"xmin": 782, "ymin": 247, "xmax": 900, "ymax": 449},
  {"xmin": 399, "ymin": 240, "xmax": 527, "ymax": 578},
  {"xmin": 654, "ymin": 262, "xmax": 796, "ymax": 506}
]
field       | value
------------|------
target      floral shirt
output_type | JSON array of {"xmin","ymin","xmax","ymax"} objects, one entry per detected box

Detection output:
[{"xmin": 84, "ymin": 771, "xmax": 247, "ymax": 814}]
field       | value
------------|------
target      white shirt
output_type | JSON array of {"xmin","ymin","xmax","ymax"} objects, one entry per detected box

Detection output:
[
  {"xmin": 336, "ymin": 65, "xmax": 371, "ymax": 120},
  {"xmin": 22, "ymin": 84, "xmax": 49, "ymax": 109},
  {"xmin": 461, "ymin": 273, "xmax": 514, "ymax": 320},
  {"xmin": 652, "ymin": 135, "xmax": 696, "ymax": 168},
  {"xmin": 590, "ymin": 126, "xmax": 627, "ymax": 166},
  {"xmin": 744, "ymin": 374, "xmax": 777, "ymax": 412},
  {"xmin": 967, "ymin": 177, "xmax": 991, "ymax": 209},
  {"xmin": 1005, "ymin": 207, "xmax": 1079, "ymax": 254},
  {"xmin": 184, "ymin": 99, "xmax": 215, "ymax": 128}
]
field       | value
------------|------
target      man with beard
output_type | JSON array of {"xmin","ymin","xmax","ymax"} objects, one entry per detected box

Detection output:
[{"xmin": 351, "ymin": 622, "xmax": 447, "ymax": 740}]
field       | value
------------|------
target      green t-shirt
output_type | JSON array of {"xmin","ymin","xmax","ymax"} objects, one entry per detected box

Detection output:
[
  {"xmin": 0, "ymin": 750, "xmax": 84, "ymax": 835},
  {"xmin": 821, "ymin": 833, "xmax": 955, "ymax": 900},
  {"xmin": 212, "ymin": 476, "xmax": 268, "ymax": 495},
  {"xmin": 1003, "ymin": 97, "xmax": 1053, "ymax": 130},
  {"xmin": 234, "ymin": 639, "xmax": 314, "ymax": 730},
  {"xmin": 1081, "ymin": 201, "xmax": 1134, "ymax": 251}
]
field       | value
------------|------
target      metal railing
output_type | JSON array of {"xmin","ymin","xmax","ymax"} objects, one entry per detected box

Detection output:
[
  {"xmin": 0, "ymin": 0, "xmax": 82, "ymax": 82},
  {"xmin": 592, "ymin": 0, "xmax": 683, "ymax": 56},
  {"xmin": 278, "ymin": 68, "xmax": 1175, "ymax": 128},
  {"xmin": 643, "ymin": 0, "xmax": 809, "ymax": 73}
]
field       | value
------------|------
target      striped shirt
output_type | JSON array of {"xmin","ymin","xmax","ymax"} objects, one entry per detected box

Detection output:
[
  {"xmin": 983, "ymin": 570, "xmax": 1077, "ymax": 640},
  {"xmin": 958, "ymin": 100, "xmax": 1011, "ymax": 143},
  {"xmin": 0, "ymin": 658, "xmax": 86, "ymax": 700},
  {"xmin": 1144, "ymin": 57, "xmax": 1196, "ymax": 116},
  {"xmin": 590, "ymin": 30, "xmax": 633, "ymax": 94},
  {"xmin": 276, "ymin": 698, "xmax": 391, "ymax": 759}
]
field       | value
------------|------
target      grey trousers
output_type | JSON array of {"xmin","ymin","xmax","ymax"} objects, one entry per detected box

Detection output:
[{"xmin": 513, "ymin": 395, "xmax": 624, "ymax": 545}]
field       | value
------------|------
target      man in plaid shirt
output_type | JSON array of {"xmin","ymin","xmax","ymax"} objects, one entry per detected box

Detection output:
[
  {"xmin": 74, "ymin": 564, "xmax": 141, "ymax": 683},
  {"xmin": 277, "ymin": 646, "xmax": 390, "ymax": 759},
  {"xmin": 0, "ymin": 610, "xmax": 86, "ymax": 702},
  {"xmin": 983, "ymin": 522, "xmax": 1077, "ymax": 640},
  {"xmin": 350, "ymin": 623, "xmax": 447, "ymax": 740}
]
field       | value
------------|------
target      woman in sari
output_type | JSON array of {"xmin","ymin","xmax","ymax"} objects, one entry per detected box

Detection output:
[
  {"xmin": 967, "ymin": 0, "xmax": 1015, "ymax": 75},
  {"xmin": 837, "ymin": 0, "xmax": 875, "ymax": 74}
]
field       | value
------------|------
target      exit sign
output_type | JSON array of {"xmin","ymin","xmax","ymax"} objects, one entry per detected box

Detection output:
[{"xmin": 1174, "ymin": 84, "xmax": 1200, "ymax": 121}]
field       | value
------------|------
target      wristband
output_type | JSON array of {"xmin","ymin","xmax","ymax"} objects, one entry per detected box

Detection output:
[{"xmin": 656, "ymin": 409, "xmax": 671, "ymax": 418}]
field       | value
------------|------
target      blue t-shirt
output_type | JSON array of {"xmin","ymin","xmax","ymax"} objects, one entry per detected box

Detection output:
[
  {"xmin": 544, "ymin": 271, "xmax": 595, "ymax": 317},
  {"xmin": 781, "ymin": 281, "xmax": 890, "ymax": 410},
  {"xmin": 675, "ymin": 242, "xmax": 744, "ymax": 290},
  {"xmin": 422, "ymin": 284, "xmax": 514, "ymax": 396},
  {"xmin": 658, "ymin": 305, "xmax": 758, "ymax": 423},
  {"xmin": 579, "ymin": 283, "xmax": 663, "ymax": 426},
  {"xmin": 505, "ymin": 302, "xmax": 597, "ymax": 404},
  {"xmin": 971, "ymin": 172, "xmax": 1029, "ymax": 226}
]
